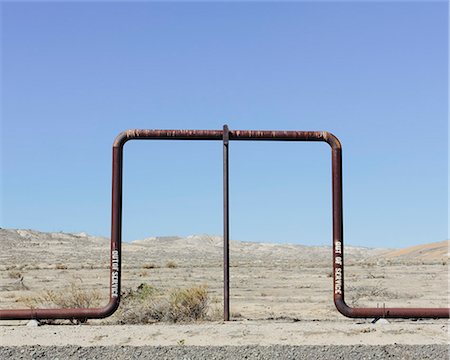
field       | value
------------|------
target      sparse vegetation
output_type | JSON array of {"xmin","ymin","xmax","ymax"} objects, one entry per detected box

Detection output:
[
  {"xmin": 5, "ymin": 264, "xmax": 25, "ymax": 271},
  {"xmin": 113, "ymin": 283, "xmax": 210, "ymax": 324},
  {"xmin": 366, "ymin": 270, "xmax": 386, "ymax": 279},
  {"xmin": 139, "ymin": 270, "xmax": 149, "ymax": 277},
  {"xmin": 6, "ymin": 270, "xmax": 28, "ymax": 290},
  {"xmin": 347, "ymin": 282, "xmax": 405, "ymax": 307},
  {"xmin": 55, "ymin": 263, "xmax": 68, "ymax": 270},
  {"xmin": 166, "ymin": 261, "xmax": 178, "ymax": 269},
  {"xmin": 8, "ymin": 270, "xmax": 22, "ymax": 279},
  {"xmin": 128, "ymin": 283, "xmax": 158, "ymax": 301},
  {"xmin": 169, "ymin": 285, "xmax": 209, "ymax": 321},
  {"xmin": 231, "ymin": 311, "xmax": 243, "ymax": 319},
  {"xmin": 24, "ymin": 281, "xmax": 101, "ymax": 310},
  {"xmin": 208, "ymin": 305, "xmax": 223, "ymax": 321},
  {"xmin": 142, "ymin": 263, "xmax": 159, "ymax": 269}
]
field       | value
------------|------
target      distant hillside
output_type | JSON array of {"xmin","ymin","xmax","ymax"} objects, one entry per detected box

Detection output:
[
  {"xmin": 129, "ymin": 233, "xmax": 389, "ymax": 267},
  {"xmin": 1, "ymin": 228, "xmax": 445, "ymax": 269},
  {"xmin": 382, "ymin": 240, "xmax": 449, "ymax": 263},
  {"xmin": 0, "ymin": 228, "xmax": 111, "ymax": 270},
  {"xmin": 1, "ymin": 229, "xmax": 387, "ymax": 269}
]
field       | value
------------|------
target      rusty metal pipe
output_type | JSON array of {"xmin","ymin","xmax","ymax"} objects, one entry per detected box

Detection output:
[
  {"xmin": 223, "ymin": 125, "xmax": 230, "ymax": 321},
  {"xmin": 1, "ymin": 127, "xmax": 448, "ymax": 320}
]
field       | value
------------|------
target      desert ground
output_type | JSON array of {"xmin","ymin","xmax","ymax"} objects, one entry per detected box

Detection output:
[{"xmin": 0, "ymin": 229, "xmax": 448, "ymax": 358}]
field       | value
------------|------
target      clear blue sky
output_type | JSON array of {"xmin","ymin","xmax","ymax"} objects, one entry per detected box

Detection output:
[{"xmin": 1, "ymin": 1, "xmax": 447, "ymax": 248}]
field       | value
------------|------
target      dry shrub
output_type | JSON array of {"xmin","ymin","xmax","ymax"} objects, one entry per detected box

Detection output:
[
  {"xmin": 26, "ymin": 281, "xmax": 101, "ymax": 309},
  {"xmin": 166, "ymin": 261, "xmax": 177, "ymax": 269},
  {"xmin": 208, "ymin": 306, "xmax": 223, "ymax": 321},
  {"xmin": 231, "ymin": 311, "xmax": 243, "ymax": 319},
  {"xmin": 114, "ymin": 283, "xmax": 209, "ymax": 324},
  {"xmin": 7, "ymin": 270, "xmax": 28, "ymax": 290},
  {"xmin": 142, "ymin": 263, "xmax": 158, "ymax": 269},
  {"xmin": 8, "ymin": 270, "xmax": 22, "ymax": 279},
  {"xmin": 168, "ymin": 285, "xmax": 209, "ymax": 322},
  {"xmin": 55, "ymin": 263, "xmax": 68, "ymax": 270},
  {"xmin": 114, "ymin": 283, "xmax": 161, "ymax": 324},
  {"xmin": 129, "ymin": 283, "xmax": 158, "ymax": 301},
  {"xmin": 347, "ymin": 282, "xmax": 404, "ymax": 306},
  {"xmin": 6, "ymin": 265, "xmax": 25, "ymax": 271}
]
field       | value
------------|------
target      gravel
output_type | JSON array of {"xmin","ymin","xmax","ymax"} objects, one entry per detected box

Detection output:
[{"xmin": 0, "ymin": 345, "xmax": 448, "ymax": 359}]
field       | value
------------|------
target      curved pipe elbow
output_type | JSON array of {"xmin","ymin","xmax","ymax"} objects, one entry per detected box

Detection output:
[
  {"xmin": 334, "ymin": 298, "xmax": 355, "ymax": 318},
  {"xmin": 96, "ymin": 298, "xmax": 120, "ymax": 319},
  {"xmin": 113, "ymin": 131, "xmax": 130, "ymax": 148},
  {"xmin": 322, "ymin": 131, "xmax": 342, "ymax": 151}
]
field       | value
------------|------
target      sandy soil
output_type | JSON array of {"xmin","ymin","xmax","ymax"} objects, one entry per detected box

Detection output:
[{"xmin": 1, "ymin": 320, "xmax": 448, "ymax": 346}]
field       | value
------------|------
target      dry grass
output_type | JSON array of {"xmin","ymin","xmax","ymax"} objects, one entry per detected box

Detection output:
[
  {"xmin": 113, "ymin": 283, "xmax": 210, "ymax": 324},
  {"xmin": 166, "ymin": 261, "xmax": 178, "ymax": 269},
  {"xmin": 23, "ymin": 281, "xmax": 102, "ymax": 309},
  {"xmin": 168, "ymin": 286, "xmax": 209, "ymax": 321},
  {"xmin": 346, "ymin": 282, "xmax": 404, "ymax": 306},
  {"xmin": 8, "ymin": 270, "xmax": 22, "ymax": 279}
]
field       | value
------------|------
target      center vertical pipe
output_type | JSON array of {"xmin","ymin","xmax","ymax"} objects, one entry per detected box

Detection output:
[{"xmin": 223, "ymin": 124, "xmax": 230, "ymax": 321}]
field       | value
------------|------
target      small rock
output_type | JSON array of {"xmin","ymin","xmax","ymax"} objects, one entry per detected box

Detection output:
[
  {"xmin": 26, "ymin": 320, "xmax": 41, "ymax": 327},
  {"xmin": 373, "ymin": 318, "xmax": 390, "ymax": 325}
]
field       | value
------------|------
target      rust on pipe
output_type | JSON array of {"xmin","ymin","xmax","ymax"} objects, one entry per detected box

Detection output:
[
  {"xmin": 113, "ymin": 129, "xmax": 223, "ymax": 147},
  {"xmin": 1, "ymin": 127, "xmax": 448, "ymax": 321},
  {"xmin": 223, "ymin": 125, "xmax": 230, "ymax": 321}
]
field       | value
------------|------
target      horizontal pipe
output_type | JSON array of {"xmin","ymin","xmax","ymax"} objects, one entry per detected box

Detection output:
[
  {"xmin": 113, "ymin": 129, "xmax": 341, "ymax": 148},
  {"xmin": 334, "ymin": 299, "xmax": 450, "ymax": 318},
  {"xmin": 113, "ymin": 129, "xmax": 223, "ymax": 147},
  {"xmin": 0, "ymin": 299, "xmax": 119, "ymax": 320}
]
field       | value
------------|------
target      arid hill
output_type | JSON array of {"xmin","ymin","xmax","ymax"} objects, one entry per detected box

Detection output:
[
  {"xmin": 1, "ymin": 229, "xmax": 391, "ymax": 269},
  {"xmin": 382, "ymin": 240, "xmax": 449, "ymax": 263}
]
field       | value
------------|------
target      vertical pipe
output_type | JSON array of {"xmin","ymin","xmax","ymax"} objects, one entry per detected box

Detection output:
[
  {"xmin": 223, "ymin": 124, "xmax": 230, "ymax": 321},
  {"xmin": 110, "ymin": 145, "xmax": 123, "ymax": 305},
  {"xmin": 332, "ymin": 146, "xmax": 344, "ymax": 306}
]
